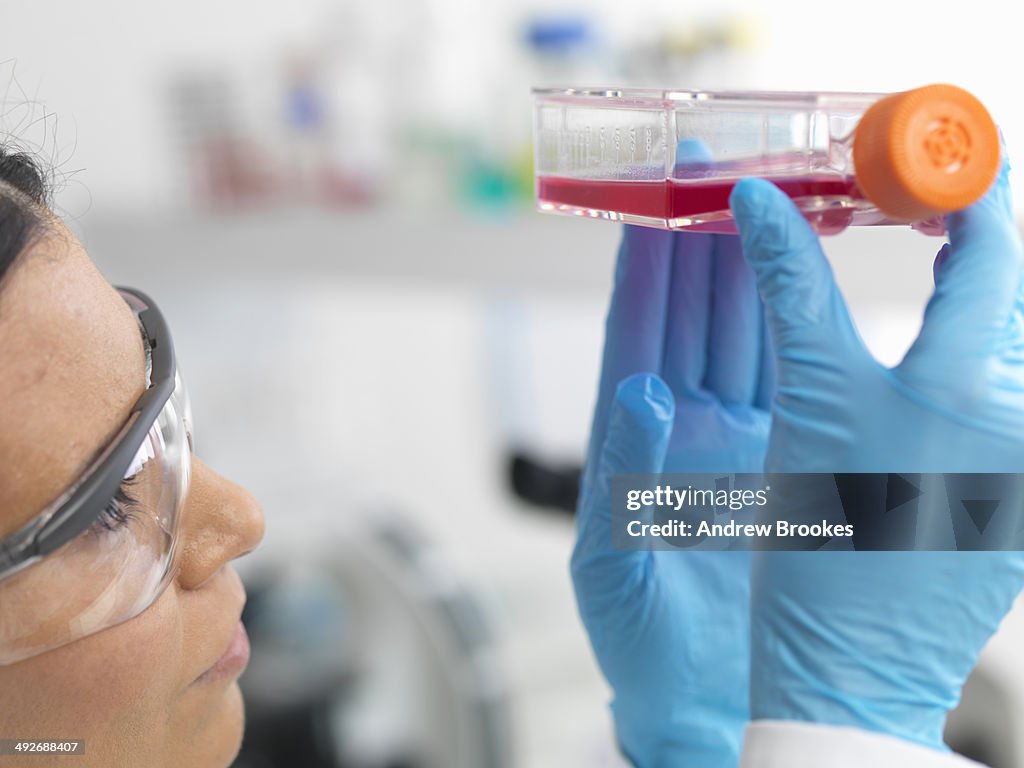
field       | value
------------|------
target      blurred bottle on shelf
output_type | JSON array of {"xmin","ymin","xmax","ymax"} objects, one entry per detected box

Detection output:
[
  {"xmin": 167, "ymin": 71, "xmax": 282, "ymax": 211},
  {"xmin": 454, "ymin": 14, "xmax": 609, "ymax": 215},
  {"xmin": 523, "ymin": 16, "xmax": 604, "ymax": 88},
  {"xmin": 282, "ymin": 50, "xmax": 376, "ymax": 208},
  {"xmin": 164, "ymin": 4, "xmax": 758, "ymax": 218}
]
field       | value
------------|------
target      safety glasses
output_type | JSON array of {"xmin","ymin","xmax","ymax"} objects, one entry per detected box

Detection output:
[{"xmin": 0, "ymin": 288, "xmax": 192, "ymax": 664}]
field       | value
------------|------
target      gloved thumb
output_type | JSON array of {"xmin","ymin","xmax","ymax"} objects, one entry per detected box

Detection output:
[
  {"xmin": 902, "ymin": 155, "xmax": 1023, "ymax": 375},
  {"xmin": 572, "ymin": 373, "xmax": 674, "ymax": 597},
  {"xmin": 729, "ymin": 178, "xmax": 860, "ymax": 369}
]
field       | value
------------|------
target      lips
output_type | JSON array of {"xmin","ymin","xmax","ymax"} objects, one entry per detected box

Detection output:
[{"xmin": 193, "ymin": 619, "xmax": 250, "ymax": 685}]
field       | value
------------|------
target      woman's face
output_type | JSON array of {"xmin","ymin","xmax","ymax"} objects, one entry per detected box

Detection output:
[{"xmin": 0, "ymin": 224, "xmax": 265, "ymax": 767}]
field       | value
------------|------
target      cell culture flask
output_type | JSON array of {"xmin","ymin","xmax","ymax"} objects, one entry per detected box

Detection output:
[{"xmin": 533, "ymin": 84, "xmax": 999, "ymax": 235}]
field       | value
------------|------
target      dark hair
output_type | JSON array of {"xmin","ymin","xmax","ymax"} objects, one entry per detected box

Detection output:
[{"xmin": 0, "ymin": 148, "xmax": 50, "ymax": 285}]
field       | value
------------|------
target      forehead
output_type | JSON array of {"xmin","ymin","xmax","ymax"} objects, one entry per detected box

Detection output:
[{"xmin": 0, "ymin": 228, "xmax": 146, "ymax": 538}]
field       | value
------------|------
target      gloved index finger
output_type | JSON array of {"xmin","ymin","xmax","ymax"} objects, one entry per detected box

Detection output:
[
  {"xmin": 661, "ymin": 137, "xmax": 728, "ymax": 399},
  {"xmin": 660, "ymin": 230, "xmax": 713, "ymax": 396},
  {"xmin": 588, "ymin": 225, "xmax": 674, "ymax": 467},
  {"xmin": 674, "ymin": 137, "xmax": 715, "ymax": 178},
  {"xmin": 588, "ymin": 139, "xmax": 718, "ymax": 465},
  {"xmin": 701, "ymin": 233, "xmax": 762, "ymax": 406}
]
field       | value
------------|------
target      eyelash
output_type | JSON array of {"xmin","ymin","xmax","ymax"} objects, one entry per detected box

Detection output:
[{"xmin": 91, "ymin": 475, "xmax": 141, "ymax": 533}]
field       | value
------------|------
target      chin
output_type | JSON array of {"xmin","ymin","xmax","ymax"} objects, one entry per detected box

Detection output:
[
  {"xmin": 211, "ymin": 683, "xmax": 247, "ymax": 767},
  {"xmin": 185, "ymin": 681, "xmax": 246, "ymax": 768}
]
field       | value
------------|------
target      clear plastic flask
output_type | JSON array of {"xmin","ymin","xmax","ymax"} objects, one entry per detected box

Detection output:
[{"xmin": 533, "ymin": 84, "xmax": 999, "ymax": 235}]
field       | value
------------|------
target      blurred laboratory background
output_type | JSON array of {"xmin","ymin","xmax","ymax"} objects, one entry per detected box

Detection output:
[{"xmin": 3, "ymin": 0, "xmax": 1024, "ymax": 765}]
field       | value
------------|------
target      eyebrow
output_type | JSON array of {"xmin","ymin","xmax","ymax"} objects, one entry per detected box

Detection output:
[{"xmin": 71, "ymin": 304, "xmax": 153, "ymax": 481}]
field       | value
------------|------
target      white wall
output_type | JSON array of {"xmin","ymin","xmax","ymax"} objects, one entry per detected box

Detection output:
[
  {"xmin": 2, "ymin": 0, "xmax": 1022, "ymax": 213},
  {"xmin": 0, "ymin": 0, "xmax": 327, "ymax": 214}
]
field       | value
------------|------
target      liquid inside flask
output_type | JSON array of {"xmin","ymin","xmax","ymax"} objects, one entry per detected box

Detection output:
[{"xmin": 532, "ymin": 84, "xmax": 999, "ymax": 236}]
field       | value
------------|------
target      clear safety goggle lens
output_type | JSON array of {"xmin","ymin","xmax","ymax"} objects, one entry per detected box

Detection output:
[{"xmin": 0, "ymin": 376, "xmax": 192, "ymax": 665}]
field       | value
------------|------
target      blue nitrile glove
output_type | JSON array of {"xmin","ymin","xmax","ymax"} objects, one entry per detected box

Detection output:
[
  {"xmin": 571, "ymin": 223, "xmax": 772, "ymax": 767},
  {"xmin": 729, "ymin": 157, "xmax": 1024, "ymax": 751}
]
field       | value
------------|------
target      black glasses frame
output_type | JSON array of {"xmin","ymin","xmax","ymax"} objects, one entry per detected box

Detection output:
[{"xmin": 0, "ymin": 287, "xmax": 176, "ymax": 578}]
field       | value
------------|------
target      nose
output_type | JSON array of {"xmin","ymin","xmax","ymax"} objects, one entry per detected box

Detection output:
[{"xmin": 174, "ymin": 458, "xmax": 266, "ymax": 591}]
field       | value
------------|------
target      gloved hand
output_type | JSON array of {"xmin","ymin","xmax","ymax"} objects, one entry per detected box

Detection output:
[
  {"xmin": 729, "ymin": 156, "xmax": 1024, "ymax": 750},
  {"xmin": 571, "ymin": 224, "xmax": 771, "ymax": 766}
]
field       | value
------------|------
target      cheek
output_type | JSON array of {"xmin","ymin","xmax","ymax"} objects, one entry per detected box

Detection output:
[
  {"xmin": 0, "ymin": 581, "xmax": 185, "ymax": 755},
  {"xmin": 0, "ymin": 527, "xmax": 173, "ymax": 660}
]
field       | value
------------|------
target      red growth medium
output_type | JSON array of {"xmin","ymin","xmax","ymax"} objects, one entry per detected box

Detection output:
[{"xmin": 537, "ymin": 175, "xmax": 866, "ymax": 233}]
